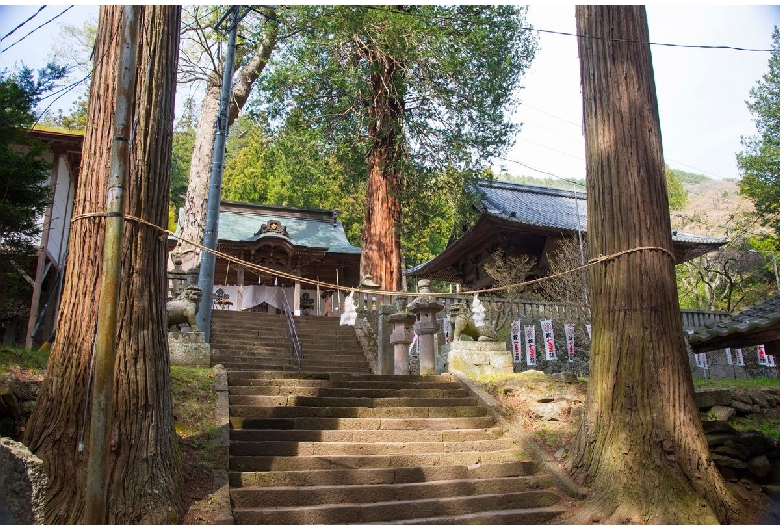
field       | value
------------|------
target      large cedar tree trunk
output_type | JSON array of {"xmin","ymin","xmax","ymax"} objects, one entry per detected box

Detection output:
[
  {"xmin": 567, "ymin": 6, "xmax": 744, "ymax": 524},
  {"xmin": 23, "ymin": 6, "xmax": 183, "ymax": 523},
  {"xmin": 360, "ymin": 47, "xmax": 405, "ymax": 291},
  {"xmin": 170, "ymin": 13, "xmax": 277, "ymax": 271}
]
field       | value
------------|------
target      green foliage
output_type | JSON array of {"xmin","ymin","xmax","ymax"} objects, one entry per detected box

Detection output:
[
  {"xmin": 665, "ymin": 167, "xmax": 688, "ymax": 210},
  {"xmin": 255, "ymin": 5, "xmax": 537, "ymax": 263},
  {"xmin": 693, "ymin": 377, "xmax": 780, "ymax": 391},
  {"xmin": 738, "ymin": 27, "xmax": 780, "ymax": 239},
  {"xmin": 668, "ymin": 167, "xmax": 709, "ymax": 185},
  {"xmin": 169, "ymin": 97, "xmax": 198, "ymax": 219}
]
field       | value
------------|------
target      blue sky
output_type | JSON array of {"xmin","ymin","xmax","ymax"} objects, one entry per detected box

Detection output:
[{"xmin": 1, "ymin": 4, "xmax": 778, "ymax": 182}]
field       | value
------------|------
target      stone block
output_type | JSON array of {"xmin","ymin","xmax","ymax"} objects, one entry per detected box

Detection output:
[
  {"xmin": 444, "ymin": 342, "xmax": 513, "ymax": 378},
  {"xmin": 695, "ymin": 389, "xmax": 733, "ymax": 409},
  {"xmin": 168, "ymin": 332, "xmax": 210, "ymax": 366},
  {"xmin": 708, "ymin": 405, "xmax": 736, "ymax": 422},
  {"xmin": 0, "ymin": 438, "xmax": 48, "ymax": 524}
]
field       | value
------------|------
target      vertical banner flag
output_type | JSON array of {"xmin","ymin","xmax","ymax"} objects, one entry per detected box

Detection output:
[
  {"xmin": 735, "ymin": 348, "xmax": 744, "ymax": 366},
  {"xmin": 443, "ymin": 315, "xmax": 451, "ymax": 344},
  {"xmin": 564, "ymin": 324, "xmax": 575, "ymax": 363},
  {"xmin": 409, "ymin": 330, "xmax": 419, "ymax": 357},
  {"xmin": 524, "ymin": 325, "xmax": 537, "ymax": 366},
  {"xmin": 585, "ymin": 324, "xmax": 592, "ymax": 339},
  {"xmin": 758, "ymin": 344, "xmax": 768, "ymax": 365},
  {"xmin": 694, "ymin": 353, "xmax": 701, "ymax": 368},
  {"xmin": 769, "ymin": 355, "xmax": 776, "ymax": 368},
  {"xmin": 511, "ymin": 321, "xmax": 522, "ymax": 363},
  {"xmin": 701, "ymin": 352, "xmax": 708, "ymax": 369},
  {"xmin": 541, "ymin": 319, "xmax": 556, "ymax": 360},
  {"xmin": 725, "ymin": 347, "xmax": 733, "ymax": 365}
]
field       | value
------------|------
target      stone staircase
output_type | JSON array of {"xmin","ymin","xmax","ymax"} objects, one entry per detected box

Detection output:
[
  {"xmin": 210, "ymin": 310, "xmax": 371, "ymax": 373},
  {"xmin": 210, "ymin": 311, "xmax": 570, "ymax": 524}
]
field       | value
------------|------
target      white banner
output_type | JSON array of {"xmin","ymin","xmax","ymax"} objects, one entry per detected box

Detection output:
[
  {"xmin": 735, "ymin": 348, "xmax": 745, "ymax": 366},
  {"xmin": 564, "ymin": 323, "xmax": 575, "ymax": 363},
  {"xmin": 511, "ymin": 321, "xmax": 522, "ymax": 363},
  {"xmin": 541, "ymin": 319, "xmax": 556, "ymax": 360},
  {"xmin": 524, "ymin": 325, "xmax": 537, "ymax": 366},
  {"xmin": 769, "ymin": 355, "xmax": 776, "ymax": 368},
  {"xmin": 586, "ymin": 324, "xmax": 592, "ymax": 339},
  {"xmin": 443, "ymin": 315, "xmax": 451, "ymax": 344},
  {"xmin": 758, "ymin": 344, "xmax": 768, "ymax": 365},
  {"xmin": 725, "ymin": 347, "xmax": 733, "ymax": 365}
]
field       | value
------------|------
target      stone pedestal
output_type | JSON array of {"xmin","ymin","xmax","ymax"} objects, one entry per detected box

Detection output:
[
  {"xmin": 408, "ymin": 280, "xmax": 444, "ymax": 376},
  {"xmin": 442, "ymin": 341, "xmax": 513, "ymax": 377},
  {"xmin": 168, "ymin": 331, "xmax": 211, "ymax": 367},
  {"xmin": 388, "ymin": 312, "xmax": 416, "ymax": 375}
]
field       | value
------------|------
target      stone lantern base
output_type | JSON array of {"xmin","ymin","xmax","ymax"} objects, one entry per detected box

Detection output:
[
  {"xmin": 440, "ymin": 341, "xmax": 513, "ymax": 377},
  {"xmin": 168, "ymin": 331, "xmax": 211, "ymax": 367}
]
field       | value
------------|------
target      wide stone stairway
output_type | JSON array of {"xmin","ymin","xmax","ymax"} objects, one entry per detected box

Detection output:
[{"xmin": 211, "ymin": 310, "xmax": 570, "ymax": 524}]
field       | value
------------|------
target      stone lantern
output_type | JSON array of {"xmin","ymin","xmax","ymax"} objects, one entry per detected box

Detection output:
[
  {"xmin": 407, "ymin": 280, "xmax": 444, "ymax": 375},
  {"xmin": 388, "ymin": 298, "xmax": 416, "ymax": 375}
]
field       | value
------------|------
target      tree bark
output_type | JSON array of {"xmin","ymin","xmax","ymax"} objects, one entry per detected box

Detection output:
[
  {"xmin": 360, "ymin": 46, "xmax": 405, "ymax": 291},
  {"xmin": 171, "ymin": 11, "xmax": 277, "ymax": 271},
  {"xmin": 568, "ymin": 6, "xmax": 743, "ymax": 524},
  {"xmin": 24, "ymin": 6, "xmax": 183, "ymax": 523}
]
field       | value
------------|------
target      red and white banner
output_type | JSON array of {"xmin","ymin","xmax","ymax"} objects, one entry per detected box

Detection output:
[
  {"xmin": 511, "ymin": 321, "xmax": 522, "ymax": 363},
  {"xmin": 564, "ymin": 324, "xmax": 575, "ymax": 363},
  {"xmin": 758, "ymin": 344, "xmax": 768, "ymax": 365},
  {"xmin": 541, "ymin": 319, "xmax": 556, "ymax": 360},
  {"xmin": 524, "ymin": 325, "xmax": 537, "ymax": 366},
  {"xmin": 695, "ymin": 352, "xmax": 708, "ymax": 369},
  {"xmin": 443, "ymin": 315, "xmax": 451, "ymax": 344},
  {"xmin": 725, "ymin": 347, "xmax": 733, "ymax": 365},
  {"xmin": 735, "ymin": 348, "xmax": 744, "ymax": 366}
]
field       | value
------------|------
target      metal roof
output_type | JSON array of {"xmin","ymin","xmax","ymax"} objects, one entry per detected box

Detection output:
[
  {"xmin": 475, "ymin": 179, "xmax": 725, "ymax": 245},
  {"xmin": 194, "ymin": 201, "xmax": 361, "ymax": 255}
]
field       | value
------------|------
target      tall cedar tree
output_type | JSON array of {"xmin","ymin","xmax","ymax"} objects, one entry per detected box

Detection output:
[
  {"xmin": 260, "ymin": 5, "xmax": 536, "ymax": 291},
  {"xmin": 738, "ymin": 27, "xmax": 780, "ymax": 239},
  {"xmin": 568, "ymin": 6, "xmax": 744, "ymax": 523},
  {"xmin": 24, "ymin": 6, "xmax": 183, "ymax": 523}
]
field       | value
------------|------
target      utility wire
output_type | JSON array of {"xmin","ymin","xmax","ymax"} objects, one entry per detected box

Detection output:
[
  {"xmin": 1, "ymin": 6, "xmax": 73, "ymax": 54},
  {"xmin": 531, "ymin": 27, "xmax": 773, "ymax": 53},
  {"xmin": 1, "ymin": 5, "xmax": 46, "ymax": 42}
]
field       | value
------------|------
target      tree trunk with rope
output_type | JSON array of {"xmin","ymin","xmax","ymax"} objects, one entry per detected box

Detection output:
[
  {"xmin": 24, "ymin": 6, "xmax": 183, "ymax": 523},
  {"xmin": 170, "ymin": 8, "xmax": 277, "ymax": 271},
  {"xmin": 566, "ymin": 6, "xmax": 744, "ymax": 524},
  {"xmin": 360, "ymin": 45, "xmax": 405, "ymax": 292}
]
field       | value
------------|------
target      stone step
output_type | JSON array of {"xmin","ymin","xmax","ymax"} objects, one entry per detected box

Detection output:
[
  {"xmin": 228, "ymin": 404, "xmax": 488, "ymax": 419},
  {"xmin": 364, "ymin": 506, "xmax": 565, "ymax": 525},
  {"xmin": 226, "ymin": 373, "xmax": 461, "ymax": 388},
  {"xmin": 229, "ymin": 395, "xmax": 479, "ymax": 408},
  {"xmin": 231, "ymin": 490, "xmax": 562, "ymax": 524},
  {"xmin": 229, "ymin": 448, "xmax": 528, "ymax": 472},
  {"xmin": 230, "ymin": 438, "xmax": 520, "ymax": 457},
  {"xmin": 229, "ymin": 386, "xmax": 470, "ymax": 399},
  {"xmin": 231, "ymin": 475, "xmax": 554, "ymax": 508},
  {"xmin": 229, "ymin": 426, "xmax": 504, "ymax": 443},
  {"xmin": 215, "ymin": 358, "xmax": 370, "ymax": 371},
  {"xmin": 229, "ymin": 415, "xmax": 499, "ymax": 431},
  {"xmin": 230, "ymin": 460, "xmax": 538, "ymax": 488}
]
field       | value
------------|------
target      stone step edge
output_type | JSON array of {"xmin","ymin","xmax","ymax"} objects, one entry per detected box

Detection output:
[{"xmin": 228, "ymin": 460, "xmax": 539, "ymax": 487}]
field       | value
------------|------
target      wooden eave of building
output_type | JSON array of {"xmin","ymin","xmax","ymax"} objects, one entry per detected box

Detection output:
[
  {"xmin": 27, "ymin": 129, "xmax": 83, "ymax": 180},
  {"xmin": 688, "ymin": 294, "xmax": 780, "ymax": 352}
]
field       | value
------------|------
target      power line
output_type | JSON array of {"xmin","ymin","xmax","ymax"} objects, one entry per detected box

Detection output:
[
  {"xmin": 528, "ymin": 27, "xmax": 773, "ymax": 53},
  {"xmin": 1, "ymin": 6, "xmax": 73, "ymax": 54},
  {"xmin": 0, "ymin": 5, "xmax": 46, "ymax": 42}
]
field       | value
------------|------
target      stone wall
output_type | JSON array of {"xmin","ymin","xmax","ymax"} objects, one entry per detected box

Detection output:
[
  {"xmin": 688, "ymin": 342, "xmax": 779, "ymax": 381},
  {"xmin": 696, "ymin": 387, "xmax": 780, "ymax": 483}
]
